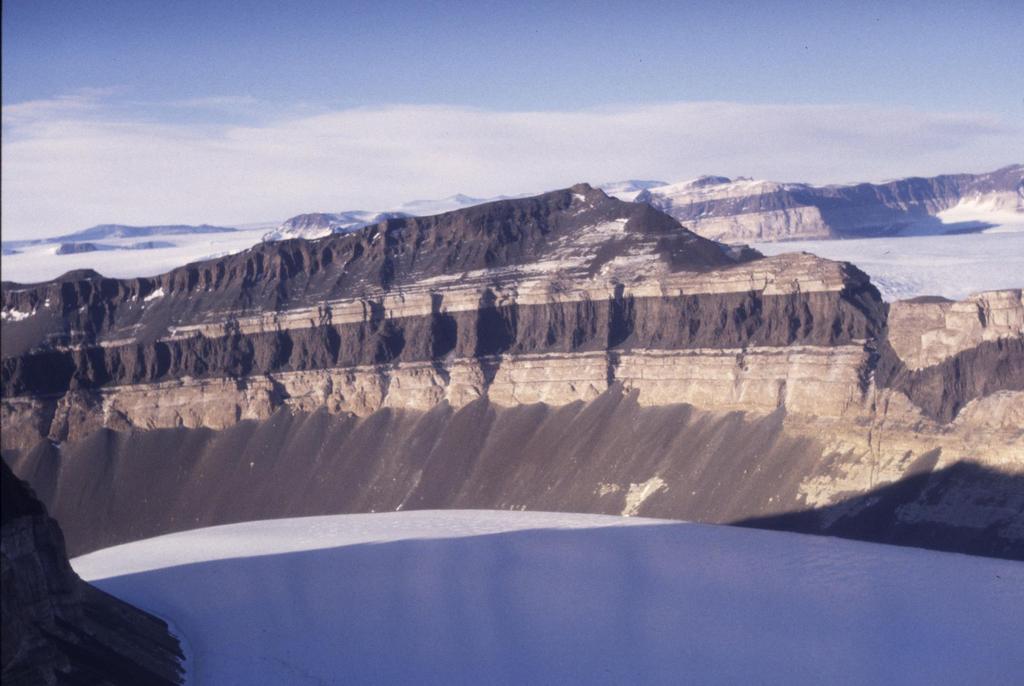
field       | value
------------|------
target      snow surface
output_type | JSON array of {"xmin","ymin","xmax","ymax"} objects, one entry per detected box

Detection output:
[
  {"xmin": 0, "ymin": 227, "xmax": 269, "ymax": 283},
  {"xmin": 640, "ymin": 176, "xmax": 799, "ymax": 204},
  {"xmin": 73, "ymin": 510, "xmax": 1024, "ymax": 686},
  {"xmin": 0, "ymin": 307, "xmax": 34, "ymax": 321},
  {"xmin": 143, "ymin": 287, "xmax": 165, "ymax": 302},
  {"xmin": 936, "ymin": 194, "xmax": 1024, "ymax": 232},
  {"xmin": 395, "ymin": 193, "xmax": 498, "ymax": 215},
  {"xmin": 753, "ymin": 231, "xmax": 1024, "ymax": 301}
]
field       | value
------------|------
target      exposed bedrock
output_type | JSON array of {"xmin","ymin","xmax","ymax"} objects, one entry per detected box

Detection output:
[
  {"xmin": 887, "ymin": 289, "xmax": 1023, "ymax": 369},
  {"xmin": 1, "ymin": 285, "xmax": 882, "ymax": 397},
  {"xmin": 1, "ymin": 184, "xmax": 1022, "ymax": 560},
  {"xmin": 1, "ymin": 461, "xmax": 184, "ymax": 685}
]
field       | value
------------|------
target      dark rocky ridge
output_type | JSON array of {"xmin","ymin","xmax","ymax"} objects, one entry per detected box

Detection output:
[
  {"xmin": 2, "ymin": 286, "xmax": 883, "ymax": 397},
  {"xmin": 1, "ymin": 461, "xmax": 184, "ymax": 685},
  {"xmin": 4, "ymin": 271, "xmax": 1017, "ymax": 426},
  {"xmin": 4, "ymin": 182, "xmax": 1002, "ymax": 425},
  {"xmin": 1, "ymin": 184, "xmax": 737, "ymax": 356}
]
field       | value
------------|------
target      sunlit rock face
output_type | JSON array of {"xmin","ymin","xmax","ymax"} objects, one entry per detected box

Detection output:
[
  {"xmin": 631, "ymin": 165, "xmax": 1024, "ymax": 242},
  {"xmin": 2, "ymin": 184, "xmax": 1022, "ymax": 559}
]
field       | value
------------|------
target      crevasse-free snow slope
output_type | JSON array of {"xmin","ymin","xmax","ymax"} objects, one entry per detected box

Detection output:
[{"xmin": 73, "ymin": 511, "xmax": 1024, "ymax": 686}]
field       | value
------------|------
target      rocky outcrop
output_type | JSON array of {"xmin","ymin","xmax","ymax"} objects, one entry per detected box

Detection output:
[
  {"xmin": 1, "ymin": 461, "xmax": 183, "ymax": 685},
  {"xmin": 2, "ymin": 184, "xmax": 1022, "ymax": 560},
  {"xmin": 633, "ymin": 165, "xmax": 1024, "ymax": 242},
  {"xmin": 887, "ymin": 290, "xmax": 1024, "ymax": 370}
]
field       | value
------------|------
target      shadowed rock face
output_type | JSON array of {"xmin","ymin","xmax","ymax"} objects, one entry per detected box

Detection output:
[
  {"xmin": 1, "ymin": 461, "xmax": 183, "ymax": 685},
  {"xmin": 735, "ymin": 461, "xmax": 1024, "ymax": 560},
  {"xmin": 1, "ymin": 184, "xmax": 1022, "ymax": 560}
]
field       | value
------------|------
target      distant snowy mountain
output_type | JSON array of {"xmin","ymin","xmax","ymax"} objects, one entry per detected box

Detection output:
[
  {"xmin": 262, "ymin": 211, "xmax": 410, "ymax": 241},
  {"xmin": 633, "ymin": 165, "xmax": 1024, "ymax": 242},
  {"xmin": 263, "ymin": 193, "xmax": 518, "ymax": 242},
  {"xmin": 2, "ymin": 223, "xmax": 238, "ymax": 251},
  {"xmin": 73, "ymin": 511, "xmax": 1024, "ymax": 686},
  {"xmin": 599, "ymin": 179, "xmax": 669, "ymax": 202},
  {"xmin": 57, "ymin": 223, "xmax": 237, "ymax": 241},
  {"xmin": 53, "ymin": 240, "xmax": 179, "ymax": 255},
  {"xmin": 397, "ymin": 193, "xmax": 498, "ymax": 215}
]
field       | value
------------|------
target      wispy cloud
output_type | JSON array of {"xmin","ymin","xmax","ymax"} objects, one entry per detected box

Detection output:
[
  {"xmin": 2, "ymin": 94, "xmax": 1021, "ymax": 238},
  {"xmin": 165, "ymin": 95, "xmax": 260, "ymax": 110},
  {"xmin": 1, "ymin": 87, "xmax": 120, "ymax": 127}
]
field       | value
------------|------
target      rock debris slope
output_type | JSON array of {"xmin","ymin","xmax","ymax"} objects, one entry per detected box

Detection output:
[{"xmin": 2, "ymin": 184, "xmax": 1022, "ymax": 558}]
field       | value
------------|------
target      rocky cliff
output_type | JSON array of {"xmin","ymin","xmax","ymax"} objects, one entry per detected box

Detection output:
[
  {"xmin": 1, "ymin": 461, "xmax": 183, "ymax": 685},
  {"xmin": 2, "ymin": 184, "xmax": 1022, "ymax": 559},
  {"xmin": 632, "ymin": 165, "xmax": 1024, "ymax": 242}
]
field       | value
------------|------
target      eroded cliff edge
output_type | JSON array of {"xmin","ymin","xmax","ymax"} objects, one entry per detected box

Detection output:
[{"xmin": 2, "ymin": 184, "xmax": 1022, "ymax": 558}]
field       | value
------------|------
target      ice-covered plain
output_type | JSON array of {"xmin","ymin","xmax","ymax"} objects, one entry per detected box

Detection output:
[
  {"xmin": 0, "ymin": 226, "xmax": 272, "ymax": 283},
  {"xmin": 753, "ymin": 230, "xmax": 1024, "ymax": 301},
  {"xmin": 73, "ymin": 511, "xmax": 1024, "ymax": 686}
]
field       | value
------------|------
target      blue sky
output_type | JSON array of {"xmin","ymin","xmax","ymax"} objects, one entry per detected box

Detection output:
[
  {"xmin": 2, "ymin": 0, "xmax": 1022, "ymax": 237},
  {"xmin": 5, "ymin": 0, "xmax": 1021, "ymax": 114}
]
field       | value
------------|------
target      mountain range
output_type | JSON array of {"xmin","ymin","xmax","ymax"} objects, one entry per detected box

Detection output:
[
  {"xmin": 2, "ymin": 183, "xmax": 1021, "ymax": 562},
  {"xmin": 2, "ymin": 166, "xmax": 1019, "ymax": 284},
  {"xmin": 263, "ymin": 165, "xmax": 1023, "ymax": 244},
  {"xmin": 629, "ymin": 164, "xmax": 1024, "ymax": 242}
]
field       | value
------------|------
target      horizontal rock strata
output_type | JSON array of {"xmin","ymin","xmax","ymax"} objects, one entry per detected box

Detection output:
[{"xmin": 2, "ymin": 184, "xmax": 1022, "ymax": 559}]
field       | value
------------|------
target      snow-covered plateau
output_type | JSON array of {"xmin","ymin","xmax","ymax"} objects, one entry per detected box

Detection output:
[
  {"xmin": 72, "ymin": 510, "xmax": 1024, "ymax": 686},
  {"xmin": 0, "ymin": 226, "xmax": 271, "ymax": 284}
]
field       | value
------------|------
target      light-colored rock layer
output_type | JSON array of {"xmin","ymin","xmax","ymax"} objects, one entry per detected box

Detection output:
[
  {"xmin": 158, "ymin": 252, "xmax": 850, "ymax": 341},
  {"xmin": 888, "ymin": 289, "xmax": 1024, "ymax": 369},
  {"xmin": 3, "ymin": 346, "xmax": 872, "ymax": 444},
  {"xmin": 684, "ymin": 207, "xmax": 831, "ymax": 243},
  {"xmin": 4, "ymin": 351, "xmax": 1021, "ymax": 527},
  {"xmin": 787, "ymin": 387, "xmax": 1024, "ymax": 514}
]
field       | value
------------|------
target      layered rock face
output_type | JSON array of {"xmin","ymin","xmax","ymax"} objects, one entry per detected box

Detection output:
[
  {"xmin": 1, "ymin": 461, "xmax": 183, "ymax": 685},
  {"xmin": 2, "ymin": 184, "xmax": 1022, "ymax": 559},
  {"xmin": 633, "ymin": 165, "xmax": 1024, "ymax": 242}
]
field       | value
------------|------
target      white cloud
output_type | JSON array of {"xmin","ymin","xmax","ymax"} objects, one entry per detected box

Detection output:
[
  {"xmin": 165, "ymin": 95, "xmax": 260, "ymax": 110},
  {"xmin": 0, "ymin": 87, "xmax": 116, "ymax": 127},
  {"xmin": 2, "ymin": 96, "xmax": 1021, "ymax": 239}
]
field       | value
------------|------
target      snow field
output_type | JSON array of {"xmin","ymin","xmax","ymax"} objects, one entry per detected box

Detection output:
[{"xmin": 73, "ymin": 510, "xmax": 1024, "ymax": 686}]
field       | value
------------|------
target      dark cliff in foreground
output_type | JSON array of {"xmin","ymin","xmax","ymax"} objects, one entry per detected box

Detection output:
[{"xmin": 1, "ymin": 461, "xmax": 184, "ymax": 685}]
